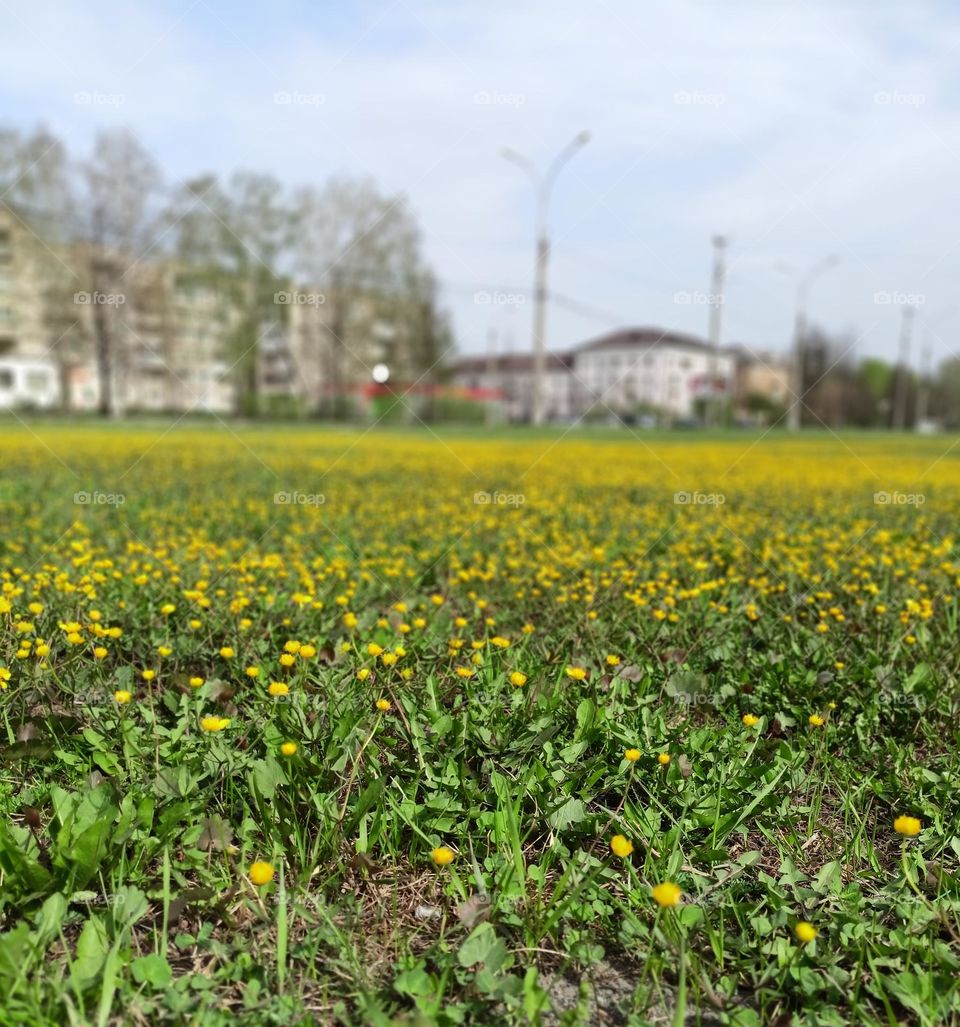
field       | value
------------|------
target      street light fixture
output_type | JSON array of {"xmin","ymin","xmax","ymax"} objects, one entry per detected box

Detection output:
[{"xmin": 501, "ymin": 131, "xmax": 591, "ymax": 426}]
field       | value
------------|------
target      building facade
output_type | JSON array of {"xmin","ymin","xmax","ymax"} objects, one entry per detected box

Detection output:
[{"xmin": 451, "ymin": 328, "xmax": 737, "ymax": 424}]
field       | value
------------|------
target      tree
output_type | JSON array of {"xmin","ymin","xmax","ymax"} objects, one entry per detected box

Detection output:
[{"xmin": 81, "ymin": 129, "xmax": 164, "ymax": 415}]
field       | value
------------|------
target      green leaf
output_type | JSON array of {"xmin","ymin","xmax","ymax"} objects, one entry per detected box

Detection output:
[
  {"xmin": 458, "ymin": 923, "xmax": 509, "ymax": 973},
  {"xmin": 130, "ymin": 954, "xmax": 172, "ymax": 988},
  {"xmin": 547, "ymin": 797, "xmax": 586, "ymax": 831}
]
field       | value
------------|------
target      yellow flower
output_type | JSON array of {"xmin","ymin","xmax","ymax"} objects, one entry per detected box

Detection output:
[
  {"xmin": 249, "ymin": 861, "xmax": 275, "ymax": 886},
  {"xmin": 509, "ymin": 671, "xmax": 527, "ymax": 687},
  {"xmin": 808, "ymin": 714, "xmax": 825, "ymax": 727},
  {"xmin": 0, "ymin": 668, "xmax": 11, "ymax": 688},
  {"xmin": 268, "ymin": 681, "xmax": 288, "ymax": 696},
  {"xmin": 283, "ymin": 640, "xmax": 301, "ymax": 654},
  {"xmin": 219, "ymin": 646, "xmax": 235, "ymax": 659},
  {"xmin": 566, "ymin": 666, "xmax": 587, "ymax": 681},
  {"xmin": 455, "ymin": 666, "xmax": 474, "ymax": 678},
  {"xmin": 189, "ymin": 676, "xmax": 205, "ymax": 688},
  {"xmin": 376, "ymin": 698, "xmax": 391, "ymax": 711},
  {"xmin": 367, "ymin": 642, "xmax": 384, "ymax": 657},
  {"xmin": 490, "ymin": 636, "xmax": 510, "ymax": 648},
  {"xmin": 431, "ymin": 846, "xmax": 455, "ymax": 866},
  {"xmin": 245, "ymin": 666, "xmax": 260, "ymax": 678},
  {"xmin": 114, "ymin": 690, "xmax": 132, "ymax": 704},
  {"xmin": 279, "ymin": 653, "xmax": 295, "ymax": 667},
  {"xmin": 606, "ymin": 654, "xmax": 621, "ymax": 666},
  {"xmin": 35, "ymin": 643, "xmax": 50, "ymax": 658},
  {"xmin": 658, "ymin": 753, "xmax": 671, "ymax": 766},
  {"xmin": 280, "ymin": 741, "xmax": 298, "ymax": 756},
  {"xmin": 894, "ymin": 815, "xmax": 921, "ymax": 837},
  {"xmin": 93, "ymin": 646, "xmax": 108, "ymax": 660},
  {"xmin": 357, "ymin": 668, "xmax": 371, "ymax": 681},
  {"xmin": 742, "ymin": 714, "xmax": 759, "ymax": 727},
  {"xmin": 610, "ymin": 834, "xmax": 634, "ymax": 858},
  {"xmin": 200, "ymin": 715, "xmax": 230, "ymax": 732},
  {"xmin": 794, "ymin": 921, "xmax": 818, "ymax": 944},
  {"xmin": 157, "ymin": 645, "xmax": 172, "ymax": 657},
  {"xmin": 624, "ymin": 748, "xmax": 641, "ymax": 762},
  {"xmin": 141, "ymin": 669, "xmax": 156, "ymax": 682},
  {"xmin": 651, "ymin": 881, "xmax": 682, "ymax": 908},
  {"xmin": 299, "ymin": 644, "xmax": 316, "ymax": 659},
  {"xmin": 161, "ymin": 603, "xmax": 175, "ymax": 615}
]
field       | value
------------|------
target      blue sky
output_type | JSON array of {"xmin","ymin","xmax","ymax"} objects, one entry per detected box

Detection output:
[{"xmin": 3, "ymin": 0, "xmax": 960, "ymax": 365}]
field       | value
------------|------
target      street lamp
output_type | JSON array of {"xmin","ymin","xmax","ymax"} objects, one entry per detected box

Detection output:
[
  {"xmin": 778, "ymin": 256, "xmax": 840, "ymax": 431},
  {"xmin": 502, "ymin": 131, "xmax": 590, "ymax": 426}
]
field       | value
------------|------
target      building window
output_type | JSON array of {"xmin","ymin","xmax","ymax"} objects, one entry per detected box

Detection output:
[
  {"xmin": 0, "ymin": 369, "xmax": 13, "ymax": 388},
  {"xmin": 26, "ymin": 371, "xmax": 49, "ymax": 392}
]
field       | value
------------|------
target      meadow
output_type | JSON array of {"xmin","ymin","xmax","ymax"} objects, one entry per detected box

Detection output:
[{"xmin": 0, "ymin": 424, "xmax": 959, "ymax": 1026}]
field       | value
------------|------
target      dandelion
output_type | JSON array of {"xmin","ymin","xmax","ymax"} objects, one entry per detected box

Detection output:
[
  {"xmin": 431, "ymin": 846, "xmax": 455, "ymax": 866},
  {"xmin": 200, "ymin": 715, "xmax": 230, "ymax": 732},
  {"xmin": 651, "ymin": 881, "xmax": 683, "ymax": 908},
  {"xmin": 658, "ymin": 753, "xmax": 671, "ymax": 766},
  {"xmin": 142, "ymin": 669, "xmax": 156, "ymax": 682},
  {"xmin": 376, "ymin": 698, "xmax": 391, "ymax": 711},
  {"xmin": 93, "ymin": 646, "xmax": 108, "ymax": 660},
  {"xmin": 794, "ymin": 921, "xmax": 818, "ymax": 944},
  {"xmin": 245, "ymin": 666, "xmax": 260, "ymax": 678},
  {"xmin": 606, "ymin": 654, "xmax": 621, "ymax": 666},
  {"xmin": 299, "ymin": 645, "xmax": 316, "ymax": 659},
  {"xmin": 808, "ymin": 714, "xmax": 825, "ymax": 727},
  {"xmin": 742, "ymin": 713, "xmax": 760, "ymax": 727},
  {"xmin": 490, "ymin": 636, "xmax": 510, "ymax": 648},
  {"xmin": 189, "ymin": 676, "xmax": 205, "ymax": 688},
  {"xmin": 268, "ymin": 681, "xmax": 288, "ymax": 696},
  {"xmin": 624, "ymin": 748, "xmax": 641, "ymax": 762},
  {"xmin": 219, "ymin": 646, "xmax": 235, "ymax": 659},
  {"xmin": 114, "ymin": 690, "xmax": 132, "ymax": 704},
  {"xmin": 161, "ymin": 603, "xmax": 175, "ymax": 615},
  {"xmin": 509, "ymin": 671, "xmax": 527, "ymax": 687},
  {"xmin": 249, "ymin": 861, "xmax": 275, "ymax": 886},
  {"xmin": 610, "ymin": 835, "xmax": 634, "ymax": 858},
  {"xmin": 894, "ymin": 815, "xmax": 921, "ymax": 837},
  {"xmin": 0, "ymin": 667, "xmax": 10, "ymax": 689},
  {"xmin": 566, "ymin": 666, "xmax": 587, "ymax": 681},
  {"xmin": 157, "ymin": 645, "xmax": 173, "ymax": 657},
  {"xmin": 280, "ymin": 741, "xmax": 298, "ymax": 756},
  {"xmin": 357, "ymin": 668, "xmax": 371, "ymax": 681},
  {"xmin": 279, "ymin": 653, "xmax": 295, "ymax": 667}
]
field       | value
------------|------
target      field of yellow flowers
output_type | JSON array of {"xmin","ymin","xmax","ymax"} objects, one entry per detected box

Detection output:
[{"xmin": 1, "ymin": 424, "xmax": 959, "ymax": 1026}]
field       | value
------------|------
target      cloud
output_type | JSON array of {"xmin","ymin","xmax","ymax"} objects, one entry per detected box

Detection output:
[{"xmin": 2, "ymin": 0, "xmax": 960, "ymax": 361}]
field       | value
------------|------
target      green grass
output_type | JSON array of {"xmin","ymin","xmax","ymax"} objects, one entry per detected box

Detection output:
[{"xmin": 0, "ymin": 425, "xmax": 958, "ymax": 1026}]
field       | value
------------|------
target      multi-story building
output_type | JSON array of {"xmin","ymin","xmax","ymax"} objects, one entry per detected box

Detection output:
[
  {"xmin": 731, "ymin": 346, "xmax": 792, "ymax": 421},
  {"xmin": 451, "ymin": 327, "xmax": 736, "ymax": 423},
  {"xmin": 452, "ymin": 351, "xmax": 576, "ymax": 422}
]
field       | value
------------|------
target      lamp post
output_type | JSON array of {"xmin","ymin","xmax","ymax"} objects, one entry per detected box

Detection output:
[
  {"xmin": 779, "ymin": 256, "xmax": 840, "ymax": 431},
  {"xmin": 502, "ymin": 131, "xmax": 590, "ymax": 426}
]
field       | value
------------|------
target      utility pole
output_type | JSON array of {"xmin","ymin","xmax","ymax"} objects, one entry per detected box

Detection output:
[
  {"xmin": 485, "ymin": 324, "xmax": 498, "ymax": 425},
  {"xmin": 892, "ymin": 305, "xmax": 915, "ymax": 431},
  {"xmin": 706, "ymin": 235, "xmax": 727, "ymax": 428},
  {"xmin": 915, "ymin": 341, "xmax": 931, "ymax": 430},
  {"xmin": 783, "ymin": 256, "xmax": 840, "ymax": 431},
  {"xmin": 502, "ymin": 131, "xmax": 590, "ymax": 426}
]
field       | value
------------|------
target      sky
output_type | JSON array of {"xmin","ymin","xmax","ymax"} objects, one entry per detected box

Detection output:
[{"xmin": 3, "ymin": 0, "xmax": 960, "ymax": 366}]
